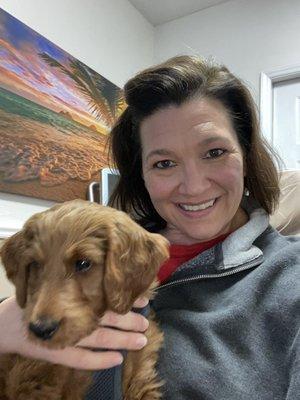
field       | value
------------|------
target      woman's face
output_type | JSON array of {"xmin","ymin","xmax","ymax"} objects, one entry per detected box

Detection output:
[{"xmin": 140, "ymin": 97, "xmax": 248, "ymax": 245}]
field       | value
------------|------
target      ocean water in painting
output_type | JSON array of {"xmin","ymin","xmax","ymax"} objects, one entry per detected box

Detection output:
[{"xmin": 0, "ymin": 87, "xmax": 103, "ymax": 139}]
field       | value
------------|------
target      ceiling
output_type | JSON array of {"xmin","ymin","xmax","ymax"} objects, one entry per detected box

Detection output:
[{"xmin": 128, "ymin": 0, "xmax": 232, "ymax": 26}]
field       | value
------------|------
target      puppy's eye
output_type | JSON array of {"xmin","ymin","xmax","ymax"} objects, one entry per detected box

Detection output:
[
  {"xmin": 75, "ymin": 259, "xmax": 92, "ymax": 272},
  {"xmin": 27, "ymin": 261, "xmax": 40, "ymax": 269}
]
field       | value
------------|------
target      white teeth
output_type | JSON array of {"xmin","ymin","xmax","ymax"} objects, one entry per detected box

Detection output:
[{"xmin": 179, "ymin": 199, "xmax": 215, "ymax": 211}]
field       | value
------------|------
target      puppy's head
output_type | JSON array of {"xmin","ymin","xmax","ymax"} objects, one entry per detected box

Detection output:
[{"xmin": 0, "ymin": 200, "xmax": 169, "ymax": 347}]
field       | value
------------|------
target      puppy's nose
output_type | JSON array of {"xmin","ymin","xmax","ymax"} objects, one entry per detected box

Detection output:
[{"xmin": 29, "ymin": 317, "xmax": 60, "ymax": 340}]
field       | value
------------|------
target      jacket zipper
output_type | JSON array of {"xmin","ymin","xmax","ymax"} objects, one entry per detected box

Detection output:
[{"xmin": 156, "ymin": 261, "xmax": 261, "ymax": 291}]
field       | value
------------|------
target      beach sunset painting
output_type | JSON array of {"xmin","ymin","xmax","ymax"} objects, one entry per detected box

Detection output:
[{"xmin": 0, "ymin": 8, "xmax": 125, "ymax": 202}]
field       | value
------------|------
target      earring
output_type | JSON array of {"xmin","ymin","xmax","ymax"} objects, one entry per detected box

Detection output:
[{"xmin": 244, "ymin": 187, "xmax": 250, "ymax": 197}]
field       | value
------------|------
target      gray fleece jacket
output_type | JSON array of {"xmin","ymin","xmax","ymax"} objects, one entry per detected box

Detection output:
[{"xmin": 152, "ymin": 199, "xmax": 300, "ymax": 400}]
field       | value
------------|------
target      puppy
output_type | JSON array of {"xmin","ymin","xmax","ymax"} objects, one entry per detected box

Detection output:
[{"xmin": 0, "ymin": 200, "xmax": 169, "ymax": 400}]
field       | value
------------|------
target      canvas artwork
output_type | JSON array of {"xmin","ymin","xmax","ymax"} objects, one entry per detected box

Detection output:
[{"xmin": 0, "ymin": 8, "xmax": 125, "ymax": 202}]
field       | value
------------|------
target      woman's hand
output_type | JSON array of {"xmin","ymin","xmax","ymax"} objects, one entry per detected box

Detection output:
[{"xmin": 0, "ymin": 296, "xmax": 149, "ymax": 370}]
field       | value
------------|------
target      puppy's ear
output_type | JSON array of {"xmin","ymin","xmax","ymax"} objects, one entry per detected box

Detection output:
[
  {"xmin": 0, "ymin": 231, "xmax": 28, "ymax": 308},
  {"xmin": 103, "ymin": 221, "xmax": 169, "ymax": 314}
]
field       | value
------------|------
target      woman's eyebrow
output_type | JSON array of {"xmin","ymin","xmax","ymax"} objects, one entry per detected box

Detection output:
[
  {"xmin": 199, "ymin": 135, "xmax": 232, "ymax": 145},
  {"xmin": 145, "ymin": 149, "xmax": 175, "ymax": 162}
]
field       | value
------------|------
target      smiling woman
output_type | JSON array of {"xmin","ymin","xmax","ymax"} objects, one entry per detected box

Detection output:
[
  {"xmin": 107, "ymin": 55, "xmax": 300, "ymax": 400},
  {"xmin": 140, "ymin": 98, "xmax": 247, "ymax": 245},
  {"xmin": 109, "ymin": 56, "xmax": 280, "ymax": 225}
]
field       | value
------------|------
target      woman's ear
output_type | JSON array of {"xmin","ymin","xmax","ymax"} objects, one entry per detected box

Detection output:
[
  {"xmin": 0, "ymin": 231, "xmax": 29, "ymax": 308},
  {"xmin": 103, "ymin": 219, "xmax": 169, "ymax": 314}
]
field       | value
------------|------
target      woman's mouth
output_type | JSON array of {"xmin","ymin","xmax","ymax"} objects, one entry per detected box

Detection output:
[{"xmin": 178, "ymin": 198, "xmax": 217, "ymax": 212}]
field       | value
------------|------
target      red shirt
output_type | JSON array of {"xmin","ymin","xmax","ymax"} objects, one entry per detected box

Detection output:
[{"xmin": 158, "ymin": 234, "xmax": 229, "ymax": 284}]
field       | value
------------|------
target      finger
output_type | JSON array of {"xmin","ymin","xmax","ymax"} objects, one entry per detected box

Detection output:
[
  {"xmin": 100, "ymin": 310, "xmax": 149, "ymax": 332},
  {"xmin": 40, "ymin": 347, "xmax": 123, "ymax": 370},
  {"xmin": 76, "ymin": 327, "xmax": 147, "ymax": 351},
  {"xmin": 133, "ymin": 297, "xmax": 149, "ymax": 308}
]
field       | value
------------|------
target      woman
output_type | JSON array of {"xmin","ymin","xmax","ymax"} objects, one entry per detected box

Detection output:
[
  {"xmin": 108, "ymin": 55, "xmax": 299, "ymax": 399},
  {"xmin": 0, "ymin": 56, "xmax": 299, "ymax": 399}
]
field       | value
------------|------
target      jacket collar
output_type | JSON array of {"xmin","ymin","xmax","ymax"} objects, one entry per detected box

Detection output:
[
  {"xmin": 219, "ymin": 206, "xmax": 269, "ymax": 270},
  {"xmin": 164, "ymin": 197, "xmax": 270, "ymax": 282}
]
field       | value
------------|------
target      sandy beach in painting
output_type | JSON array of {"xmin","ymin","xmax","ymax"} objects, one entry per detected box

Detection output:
[{"xmin": 0, "ymin": 87, "xmax": 109, "ymax": 202}]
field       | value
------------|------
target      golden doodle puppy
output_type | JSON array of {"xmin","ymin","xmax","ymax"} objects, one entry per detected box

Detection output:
[{"xmin": 0, "ymin": 200, "xmax": 169, "ymax": 400}]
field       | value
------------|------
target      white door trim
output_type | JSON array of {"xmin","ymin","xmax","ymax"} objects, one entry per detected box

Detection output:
[{"xmin": 260, "ymin": 65, "xmax": 300, "ymax": 143}]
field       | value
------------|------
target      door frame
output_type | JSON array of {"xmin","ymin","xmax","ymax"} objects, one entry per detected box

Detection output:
[{"xmin": 260, "ymin": 64, "xmax": 300, "ymax": 143}]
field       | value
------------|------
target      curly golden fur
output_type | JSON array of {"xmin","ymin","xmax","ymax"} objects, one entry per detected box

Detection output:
[{"xmin": 0, "ymin": 200, "xmax": 169, "ymax": 400}]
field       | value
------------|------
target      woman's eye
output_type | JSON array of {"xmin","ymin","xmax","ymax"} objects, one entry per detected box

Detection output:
[
  {"xmin": 75, "ymin": 259, "xmax": 92, "ymax": 272},
  {"xmin": 205, "ymin": 148, "xmax": 226, "ymax": 158},
  {"xmin": 154, "ymin": 160, "xmax": 176, "ymax": 169}
]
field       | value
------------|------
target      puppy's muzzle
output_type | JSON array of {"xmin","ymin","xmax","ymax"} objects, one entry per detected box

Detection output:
[{"xmin": 29, "ymin": 317, "xmax": 60, "ymax": 340}]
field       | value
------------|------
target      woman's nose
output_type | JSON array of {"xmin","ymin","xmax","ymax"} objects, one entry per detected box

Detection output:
[{"xmin": 178, "ymin": 165, "xmax": 211, "ymax": 195}]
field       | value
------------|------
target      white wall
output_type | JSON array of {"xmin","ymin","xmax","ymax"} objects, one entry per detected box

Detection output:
[
  {"xmin": 0, "ymin": 0, "xmax": 154, "ymax": 237},
  {"xmin": 154, "ymin": 0, "xmax": 300, "ymax": 101},
  {"xmin": 0, "ymin": 0, "xmax": 153, "ymax": 87}
]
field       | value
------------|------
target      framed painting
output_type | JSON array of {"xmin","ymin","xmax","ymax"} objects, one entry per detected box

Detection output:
[{"xmin": 0, "ymin": 8, "xmax": 125, "ymax": 202}]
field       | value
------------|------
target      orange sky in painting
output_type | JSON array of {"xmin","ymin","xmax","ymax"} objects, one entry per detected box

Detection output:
[
  {"xmin": 0, "ymin": 64, "xmax": 105, "ymax": 131},
  {"xmin": 0, "ymin": 11, "xmax": 118, "ymax": 134}
]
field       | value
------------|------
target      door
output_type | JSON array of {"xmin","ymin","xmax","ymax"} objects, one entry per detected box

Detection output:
[{"xmin": 273, "ymin": 77, "xmax": 300, "ymax": 169}]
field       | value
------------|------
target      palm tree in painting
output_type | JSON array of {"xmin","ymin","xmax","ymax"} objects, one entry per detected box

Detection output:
[{"xmin": 40, "ymin": 53, "xmax": 126, "ymax": 128}]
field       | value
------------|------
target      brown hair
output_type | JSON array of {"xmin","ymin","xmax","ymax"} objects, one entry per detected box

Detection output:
[{"xmin": 108, "ymin": 55, "xmax": 280, "ymax": 230}]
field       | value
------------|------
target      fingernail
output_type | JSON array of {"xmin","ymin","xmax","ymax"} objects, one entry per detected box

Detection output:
[
  {"xmin": 135, "ymin": 297, "xmax": 149, "ymax": 307},
  {"xmin": 143, "ymin": 318, "xmax": 149, "ymax": 331},
  {"xmin": 116, "ymin": 354, "xmax": 124, "ymax": 365},
  {"xmin": 137, "ymin": 335, "xmax": 147, "ymax": 348}
]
